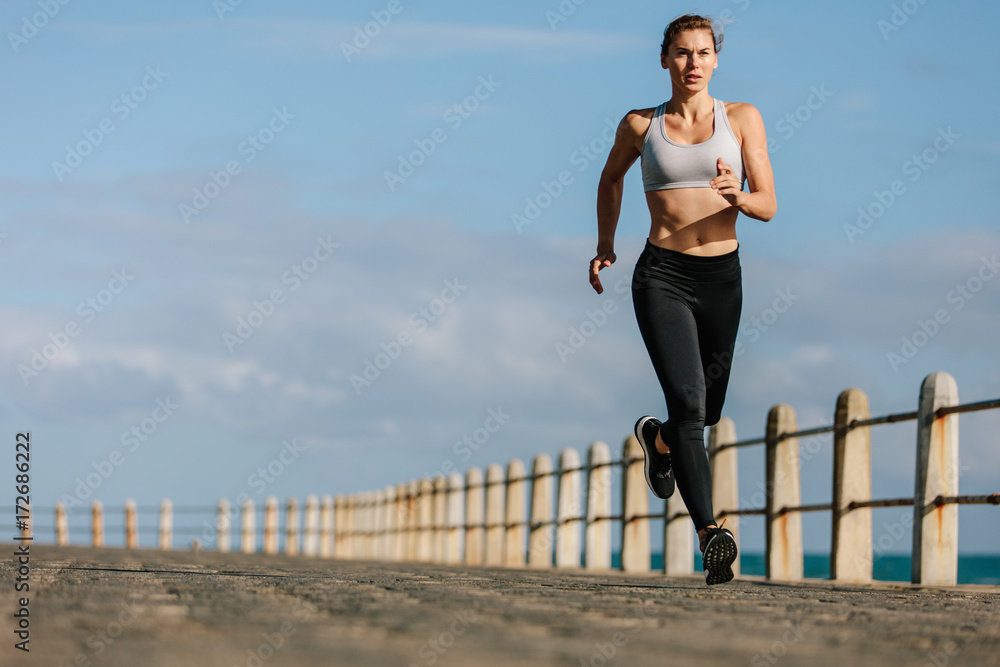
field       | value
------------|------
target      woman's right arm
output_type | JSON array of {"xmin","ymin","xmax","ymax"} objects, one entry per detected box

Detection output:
[{"xmin": 590, "ymin": 112, "xmax": 644, "ymax": 294}]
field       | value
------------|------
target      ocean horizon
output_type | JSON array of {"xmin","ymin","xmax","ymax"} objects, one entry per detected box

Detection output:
[{"xmin": 620, "ymin": 552, "xmax": 1000, "ymax": 586}]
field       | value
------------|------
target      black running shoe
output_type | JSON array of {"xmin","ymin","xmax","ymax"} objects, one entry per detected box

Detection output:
[
  {"xmin": 700, "ymin": 525, "xmax": 737, "ymax": 586},
  {"xmin": 634, "ymin": 416, "xmax": 675, "ymax": 499}
]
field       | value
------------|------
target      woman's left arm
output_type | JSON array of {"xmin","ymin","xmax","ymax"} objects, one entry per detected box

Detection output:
[{"xmin": 711, "ymin": 103, "xmax": 777, "ymax": 222}]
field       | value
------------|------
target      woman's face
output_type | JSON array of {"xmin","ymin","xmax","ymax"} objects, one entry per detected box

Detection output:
[{"xmin": 662, "ymin": 29, "xmax": 718, "ymax": 91}]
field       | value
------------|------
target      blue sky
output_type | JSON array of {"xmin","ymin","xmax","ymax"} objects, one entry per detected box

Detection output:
[{"xmin": 2, "ymin": 0, "xmax": 998, "ymax": 558}]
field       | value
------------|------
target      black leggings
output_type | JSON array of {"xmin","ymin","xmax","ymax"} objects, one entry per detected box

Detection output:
[{"xmin": 631, "ymin": 240, "xmax": 742, "ymax": 531}]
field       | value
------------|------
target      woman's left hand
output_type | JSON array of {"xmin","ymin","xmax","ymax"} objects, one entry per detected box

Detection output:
[{"xmin": 710, "ymin": 158, "xmax": 744, "ymax": 209}]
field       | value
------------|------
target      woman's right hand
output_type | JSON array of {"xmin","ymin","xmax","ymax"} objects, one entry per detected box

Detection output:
[{"xmin": 589, "ymin": 251, "xmax": 616, "ymax": 294}]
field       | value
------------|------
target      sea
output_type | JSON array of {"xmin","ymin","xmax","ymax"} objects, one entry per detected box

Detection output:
[{"xmin": 615, "ymin": 553, "xmax": 1000, "ymax": 585}]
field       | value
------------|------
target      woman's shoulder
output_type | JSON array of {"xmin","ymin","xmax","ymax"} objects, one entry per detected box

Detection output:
[
  {"xmin": 722, "ymin": 101, "xmax": 763, "ymax": 124},
  {"xmin": 619, "ymin": 106, "xmax": 657, "ymax": 136},
  {"xmin": 721, "ymin": 101, "xmax": 765, "ymax": 143},
  {"xmin": 626, "ymin": 106, "xmax": 658, "ymax": 119}
]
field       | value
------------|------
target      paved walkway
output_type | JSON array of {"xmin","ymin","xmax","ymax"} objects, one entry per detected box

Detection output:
[{"xmin": 2, "ymin": 545, "xmax": 998, "ymax": 666}]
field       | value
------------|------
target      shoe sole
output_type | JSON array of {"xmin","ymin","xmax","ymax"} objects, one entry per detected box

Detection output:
[
  {"xmin": 634, "ymin": 416, "xmax": 673, "ymax": 500},
  {"xmin": 703, "ymin": 531, "xmax": 737, "ymax": 586}
]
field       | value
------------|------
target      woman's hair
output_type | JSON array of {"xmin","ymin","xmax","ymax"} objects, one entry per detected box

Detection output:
[{"xmin": 661, "ymin": 14, "xmax": 723, "ymax": 55}]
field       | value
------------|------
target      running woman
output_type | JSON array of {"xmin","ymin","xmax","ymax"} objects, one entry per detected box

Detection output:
[{"xmin": 589, "ymin": 14, "xmax": 776, "ymax": 585}]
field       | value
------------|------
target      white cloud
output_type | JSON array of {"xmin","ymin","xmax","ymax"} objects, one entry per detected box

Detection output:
[{"xmin": 2, "ymin": 170, "xmax": 997, "ymax": 553}]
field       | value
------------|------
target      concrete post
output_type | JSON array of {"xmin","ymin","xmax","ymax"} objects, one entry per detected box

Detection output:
[
  {"xmin": 159, "ymin": 499, "xmax": 173, "ymax": 551},
  {"xmin": 414, "ymin": 479, "xmax": 431, "ymax": 562},
  {"xmin": 393, "ymin": 483, "xmax": 408, "ymax": 562},
  {"xmin": 344, "ymin": 494, "xmax": 357, "ymax": 558},
  {"xmin": 92, "ymin": 500, "xmax": 104, "ymax": 548},
  {"xmin": 361, "ymin": 492, "xmax": 373, "ymax": 559},
  {"xmin": 303, "ymin": 495, "xmax": 319, "ymax": 557},
  {"xmin": 55, "ymin": 502, "xmax": 68, "ymax": 546},
  {"xmin": 359, "ymin": 492, "xmax": 368, "ymax": 558},
  {"xmin": 125, "ymin": 499, "xmax": 138, "ymax": 549},
  {"xmin": 831, "ymin": 388, "xmax": 872, "ymax": 582},
  {"xmin": 241, "ymin": 497, "xmax": 255, "ymax": 554},
  {"xmin": 913, "ymin": 371, "xmax": 959, "ymax": 586},
  {"xmin": 217, "ymin": 498, "xmax": 232, "ymax": 553},
  {"xmin": 663, "ymin": 493, "xmax": 693, "ymax": 575},
  {"xmin": 765, "ymin": 404, "xmax": 803, "ymax": 581},
  {"xmin": 405, "ymin": 480, "xmax": 419, "ymax": 561},
  {"xmin": 504, "ymin": 460, "xmax": 527, "ymax": 567},
  {"xmin": 381, "ymin": 486, "xmax": 396, "ymax": 561},
  {"xmin": 333, "ymin": 496, "xmax": 344, "ymax": 558},
  {"xmin": 320, "ymin": 495, "xmax": 334, "ymax": 558},
  {"xmin": 446, "ymin": 472, "xmax": 465, "ymax": 564},
  {"xmin": 285, "ymin": 497, "xmax": 300, "ymax": 556},
  {"xmin": 528, "ymin": 454, "xmax": 554, "ymax": 568},
  {"xmin": 364, "ymin": 493, "xmax": 373, "ymax": 559},
  {"xmin": 371, "ymin": 489, "xmax": 384, "ymax": 560},
  {"xmin": 556, "ymin": 448, "xmax": 582, "ymax": 568},
  {"xmin": 585, "ymin": 442, "xmax": 612, "ymax": 571},
  {"xmin": 264, "ymin": 496, "xmax": 279, "ymax": 555},
  {"xmin": 708, "ymin": 417, "xmax": 740, "ymax": 577},
  {"xmin": 355, "ymin": 493, "xmax": 366, "ymax": 559},
  {"xmin": 465, "ymin": 468, "xmax": 485, "ymax": 566},
  {"xmin": 347, "ymin": 494, "xmax": 358, "ymax": 558},
  {"xmin": 621, "ymin": 436, "xmax": 650, "ymax": 572},
  {"xmin": 432, "ymin": 476, "xmax": 448, "ymax": 563},
  {"xmin": 484, "ymin": 464, "xmax": 506, "ymax": 566}
]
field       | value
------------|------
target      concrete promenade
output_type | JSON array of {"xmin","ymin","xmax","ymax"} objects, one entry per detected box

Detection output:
[{"xmin": 2, "ymin": 545, "xmax": 998, "ymax": 667}]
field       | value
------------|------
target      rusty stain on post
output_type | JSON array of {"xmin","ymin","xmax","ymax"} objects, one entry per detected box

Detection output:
[{"xmin": 912, "ymin": 372, "xmax": 959, "ymax": 586}]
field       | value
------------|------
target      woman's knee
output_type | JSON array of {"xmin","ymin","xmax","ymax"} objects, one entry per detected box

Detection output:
[{"xmin": 670, "ymin": 382, "xmax": 706, "ymax": 421}]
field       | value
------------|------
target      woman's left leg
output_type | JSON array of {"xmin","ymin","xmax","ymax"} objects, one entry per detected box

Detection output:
[{"xmin": 693, "ymin": 274, "xmax": 743, "ymax": 428}]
